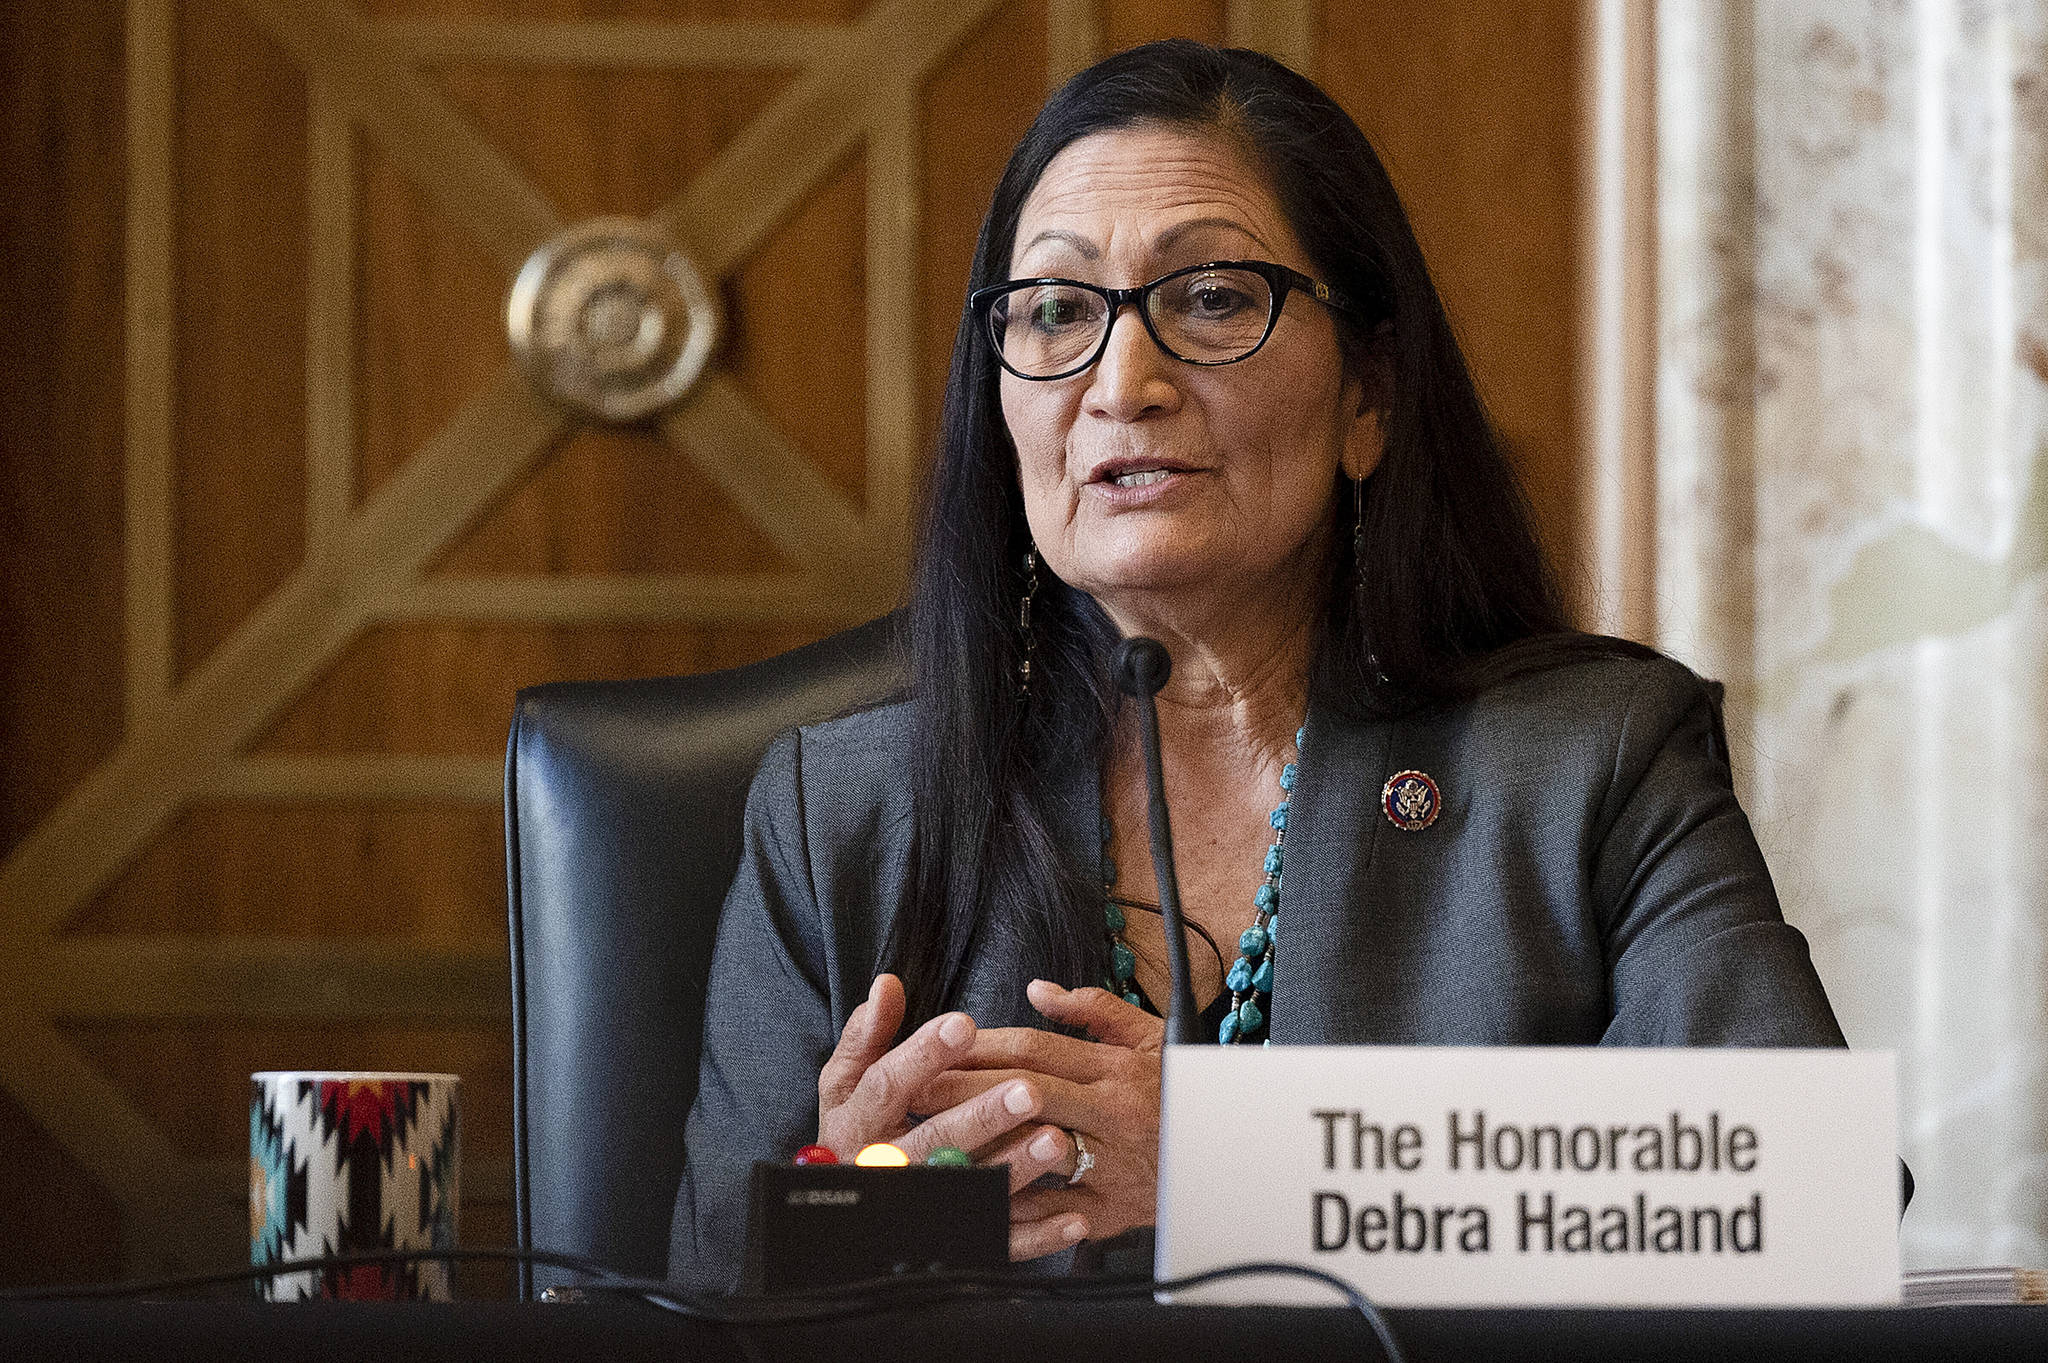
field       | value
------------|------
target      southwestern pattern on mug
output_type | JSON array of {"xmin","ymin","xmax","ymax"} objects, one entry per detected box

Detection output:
[{"xmin": 249, "ymin": 1075, "xmax": 460, "ymax": 1300}]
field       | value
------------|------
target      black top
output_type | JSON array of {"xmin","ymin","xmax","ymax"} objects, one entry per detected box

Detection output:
[{"xmin": 1130, "ymin": 977, "xmax": 1267, "ymax": 1045}]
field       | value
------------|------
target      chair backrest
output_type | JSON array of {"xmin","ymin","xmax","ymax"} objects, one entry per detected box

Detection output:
[{"xmin": 504, "ymin": 615, "xmax": 904, "ymax": 1297}]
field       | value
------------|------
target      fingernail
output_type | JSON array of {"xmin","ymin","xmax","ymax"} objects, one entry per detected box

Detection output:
[
  {"xmin": 1003, "ymin": 1081, "xmax": 1035, "ymax": 1115},
  {"xmin": 939, "ymin": 1013, "xmax": 973, "ymax": 1048},
  {"xmin": 869, "ymin": 976, "xmax": 885, "ymax": 1004},
  {"xmin": 1030, "ymin": 1130, "xmax": 1060, "ymax": 1161},
  {"xmin": 1064, "ymin": 1219, "xmax": 1087, "ymax": 1241}
]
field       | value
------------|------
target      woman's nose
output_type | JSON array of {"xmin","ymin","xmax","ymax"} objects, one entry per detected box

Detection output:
[{"xmin": 1084, "ymin": 305, "xmax": 1180, "ymax": 421}]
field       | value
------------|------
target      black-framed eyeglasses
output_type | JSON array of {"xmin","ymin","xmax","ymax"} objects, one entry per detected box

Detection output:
[{"xmin": 969, "ymin": 259, "xmax": 1370, "ymax": 382}]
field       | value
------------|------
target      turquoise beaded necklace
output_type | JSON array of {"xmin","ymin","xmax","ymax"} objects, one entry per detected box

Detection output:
[{"xmin": 1101, "ymin": 724, "xmax": 1302, "ymax": 1045}]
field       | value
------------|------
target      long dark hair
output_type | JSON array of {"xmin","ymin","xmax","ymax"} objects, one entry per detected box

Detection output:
[{"xmin": 885, "ymin": 40, "xmax": 1633, "ymax": 1026}]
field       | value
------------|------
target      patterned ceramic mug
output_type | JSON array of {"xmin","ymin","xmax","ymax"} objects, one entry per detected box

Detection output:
[{"xmin": 250, "ymin": 1071, "xmax": 461, "ymax": 1300}]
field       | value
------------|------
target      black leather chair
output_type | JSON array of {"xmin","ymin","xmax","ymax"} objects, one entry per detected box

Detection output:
[{"xmin": 504, "ymin": 614, "xmax": 904, "ymax": 1298}]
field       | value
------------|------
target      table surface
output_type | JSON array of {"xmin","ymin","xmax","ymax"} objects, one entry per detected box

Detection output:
[{"xmin": 4, "ymin": 1298, "xmax": 2047, "ymax": 1362}]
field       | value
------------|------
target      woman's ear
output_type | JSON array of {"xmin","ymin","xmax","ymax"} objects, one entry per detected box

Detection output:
[
  {"xmin": 1339, "ymin": 323, "xmax": 1393, "ymax": 481},
  {"xmin": 1341, "ymin": 405, "xmax": 1386, "ymax": 481}
]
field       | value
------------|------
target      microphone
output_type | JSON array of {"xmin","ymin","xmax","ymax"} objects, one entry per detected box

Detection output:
[{"xmin": 1112, "ymin": 637, "xmax": 1202, "ymax": 1045}]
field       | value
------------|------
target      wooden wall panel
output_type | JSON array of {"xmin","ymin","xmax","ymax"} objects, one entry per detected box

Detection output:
[
  {"xmin": 430, "ymin": 66, "xmax": 793, "ymax": 225},
  {"xmin": 355, "ymin": 145, "xmax": 510, "ymax": 498},
  {"xmin": 431, "ymin": 427, "xmax": 792, "ymax": 575},
  {"xmin": 0, "ymin": 1092, "xmax": 122, "ymax": 1288},
  {"xmin": 360, "ymin": 0, "xmax": 868, "ymax": 24},
  {"xmin": 1320, "ymin": 2, "xmax": 1587, "ymax": 582},
  {"xmin": 255, "ymin": 622, "xmax": 820, "ymax": 754},
  {"xmin": 0, "ymin": 0, "xmax": 1588, "ymax": 1291},
  {"xmin": 728, "ymin": 155, "xmax": 870, "ymax": 506},
  {"xmin": 73, "ymin": 803, "xmax": 507, "ymax": 937},
  {"xmin": 0, "ymin": 0, "xmax": 127, "ymax": 857},
  {"xmin": 172, "ymin": 0, "xmax": 308, "ymax": 678},
  {"xmin": 918, "ymin": 0, "xmax": 1047, "ymax": 442},
  {"xmin": 1106, "ymin": 0, "xmax": 1226, "ymax": 49},
  {"xmin": 0, "ymin": 0, "xmax": 131, "ymax": 1289},
  {"xmin": 60, "ymin": 1022, "xmax": 513, "ymax": 1167}
]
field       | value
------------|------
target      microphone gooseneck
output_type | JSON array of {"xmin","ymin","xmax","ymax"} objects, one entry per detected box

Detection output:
[{"xmin": 1111, "ymin": 637, "xmax": 1203, "ymax": 1045}]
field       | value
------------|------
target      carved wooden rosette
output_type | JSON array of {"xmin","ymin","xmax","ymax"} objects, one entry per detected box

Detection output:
[{"xmin": 508, "ymin": 219, "xmax": 720, "ymax": 424}]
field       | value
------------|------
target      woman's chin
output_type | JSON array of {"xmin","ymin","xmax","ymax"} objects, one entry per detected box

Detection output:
[{"xmin": 1064, "ymin": 556, "xmax": 1238, "ymax": 607}]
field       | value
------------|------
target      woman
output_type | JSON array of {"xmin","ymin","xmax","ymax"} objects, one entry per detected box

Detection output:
[{"xmin": 667, "ymin": 40, "xmax": 1843, "ymax": 1289}]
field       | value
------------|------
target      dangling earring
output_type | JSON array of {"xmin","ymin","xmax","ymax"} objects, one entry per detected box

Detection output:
[
  {"xmin": 1351, "ymin": 476, "xmax": 1366, "ymax": 592},
  {"xmin": 1018, "ymin": 543, "xmax": 1040, "ymax": 700},
  {"xmin": 1353, "ymin": 476, "xmax": 1389, "ymax": 684}
]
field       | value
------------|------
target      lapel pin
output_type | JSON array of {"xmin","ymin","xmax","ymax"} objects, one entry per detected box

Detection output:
[{"xmin": 1382, "ymin": 770, "xmax": 1441, "ymax": 832}]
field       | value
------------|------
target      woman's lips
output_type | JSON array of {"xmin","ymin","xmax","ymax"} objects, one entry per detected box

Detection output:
[
  {"xmin": 1084, "ymin": 455, "xmax": 1201, "ymax": 484},
  {"xmin": 1107, "ymin": 468, "xmax": 1174, "ymax": 488},
  {"xmin": 1084, "ymin": 466, "xmax": 1199, "ymax": 507}
]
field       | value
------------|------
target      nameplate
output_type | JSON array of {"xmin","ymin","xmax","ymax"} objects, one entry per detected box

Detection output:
[{"xmin": 1155, "ymin": 1047, "xmax": 1898, "ymax": 1307}]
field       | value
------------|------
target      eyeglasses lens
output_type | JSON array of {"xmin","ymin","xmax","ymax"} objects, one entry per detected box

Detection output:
[
  {"xmin": 1150, "ymin": 268, "xmax": 1275, "ymax": 361},
  {"xmin": 987, "ymin": 268, "xmax": 1276, "ymax": 378},
  {"xmin": 990, "ymin": 284, "xmax": 1108, "ymax": 378}
]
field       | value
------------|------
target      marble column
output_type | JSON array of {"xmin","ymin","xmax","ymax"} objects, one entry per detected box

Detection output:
[{"xmin": 1643, "ymin": 0, "xmax": 2048, "ymax": 1267}]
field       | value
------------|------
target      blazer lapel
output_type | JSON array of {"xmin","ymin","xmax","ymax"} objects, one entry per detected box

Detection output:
[{"xmin": 1269, "ymin": 699, "xmax": 1396, "ymax": 1043}]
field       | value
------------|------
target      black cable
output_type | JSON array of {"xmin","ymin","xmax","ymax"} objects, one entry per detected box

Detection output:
[
  {"xmin": 0, "ymin": 1248, "xmax": 1406, "ymax": 1362},
  {"xmin": 0, "ymin": 1247, "xmax": 639, "ymax": 1304},
  {"xmin": 631, "ymin": 1262, "xmax": 1406, "ymax": 1361},
  {"xmin": 682, "ymin": 1264, "xmax": 1402, "ymax": 1361},
  {"xmin": 1113, "ymin": 894, "xmax": 1227, "ymax": 979}
]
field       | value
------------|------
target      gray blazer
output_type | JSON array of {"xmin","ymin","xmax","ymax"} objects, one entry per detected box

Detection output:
[{"xmin": 666, "ymin": 653, "xmax": 1845, "ymax": 1291}]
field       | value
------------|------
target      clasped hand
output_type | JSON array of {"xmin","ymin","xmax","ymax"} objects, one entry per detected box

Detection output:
[{"xmin": 816, "ymin": 974, "xmax": 1163, "ymax": 1261}]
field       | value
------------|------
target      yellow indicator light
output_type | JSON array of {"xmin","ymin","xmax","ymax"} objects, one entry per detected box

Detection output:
[{"xmin": 854, "ymin": 1142, "xmax": 910, "ymax": 1167}]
